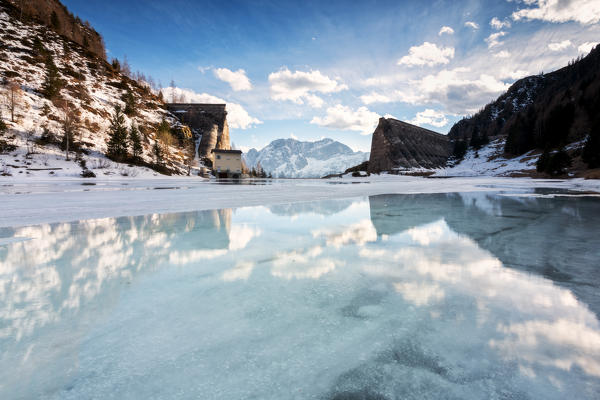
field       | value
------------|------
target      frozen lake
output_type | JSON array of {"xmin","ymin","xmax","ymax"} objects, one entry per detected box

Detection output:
[{"xmin": 1, "ymin": 190, "xmax": 600, "ymax": 399}]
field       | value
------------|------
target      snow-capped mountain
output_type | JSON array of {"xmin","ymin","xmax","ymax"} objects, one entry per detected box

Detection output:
[{"xmin": 244, "ymin": 138, "xmax": 369, "ymax": 178}]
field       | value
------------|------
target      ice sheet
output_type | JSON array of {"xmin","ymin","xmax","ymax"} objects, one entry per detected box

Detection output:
[{"xmin": 1, "ymin": 193, "xmax": 599, "ymax": 399}]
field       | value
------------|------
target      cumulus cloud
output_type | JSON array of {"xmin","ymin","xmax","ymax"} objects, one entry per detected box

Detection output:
[
  {"xmin": 438, "ymin": 26, "xmax": 454, "ymax": 35},
  {"xmin": 360, "ymin": 92, "xmax": 393, "ymax": 105},
  {"xmin": 578, "ymin": 41, "xmax": 597, "ymax": 54},
  {"xmin": 397, "ymin": 67, "xmax": 510, "ymax": 114},
  {"xmin": 409, "ymin": 109, "xmax": 449, "ymax": 128},
  {"xmin": 310, "ymin": 104, "xmax": 380, "ymax": 134},
  {"xmin": 485, "ymin": 31, "xmax": 507, "ymax": 48},
  {"xmin": 213, "ymin": 68, "xmax": 252, "ymax": 91},
  {"xmin": 512, "ymin": 0, "xmax": 600, "ymax": 25},
  {"xmin": 493, "ymin": 50, "xmax": 511, "ymax": 58},
  {"xmin": 290, "ymin": 133, "xmax": 298, "ymax": 140},
  {"xmin": 548, "ymin": 40, "xmax": 572, "ymax": 51},
  {"xmin": 490, "ymin": 17, "xmax": 511, "ymax": 30},
  {"xmin": 397, "ymin": 42, "xmax": 455, "ymax": 67},
  {"xmin": 160, "ymin": 87, "xmax": 262, "ymax": 129},
  {"xmin": 268, "ymin": 68, "xmax": 347, "ymax": 107},
  {"xmin": 465, "ymin": 21, "xmax": 479, "ymax": 29}
]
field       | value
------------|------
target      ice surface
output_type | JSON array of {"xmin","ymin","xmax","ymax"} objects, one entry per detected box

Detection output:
[
  {"xmin": 1, "ymin": 175, "xmax": 599, "ymax": 228},
  {"xmin": 1, "ymin": 192, "xmax": 599, "ymax": 399}
]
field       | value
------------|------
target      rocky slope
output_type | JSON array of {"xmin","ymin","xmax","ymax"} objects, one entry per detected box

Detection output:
[
  {"xmin": 4, "ymin": 0, "xmax": 105, "ymax": 59},
  {"xmin": 244, "ymin": 138, "xmax": 369, "ymax": 178},
  {"xmin": 367, "ymin": 118, "xmax": 450, "ymax": 173},
  {"xmin": 0, "ymin": 0, "xmax": 195, "ymax": 178}
]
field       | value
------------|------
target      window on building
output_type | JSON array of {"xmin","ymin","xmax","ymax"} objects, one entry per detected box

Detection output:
[{"xmin": 216, "ymin": 155, "xmax": 221, "ymax": 159}]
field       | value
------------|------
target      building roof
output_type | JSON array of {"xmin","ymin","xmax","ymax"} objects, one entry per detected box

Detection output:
[{"xmin": 211, "ymin": 149, "xmax": 242, "ymax": 154}]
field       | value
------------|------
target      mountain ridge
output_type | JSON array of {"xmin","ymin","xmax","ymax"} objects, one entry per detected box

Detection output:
[{"xmin": 244, "ymin": 137, "xmax": 369, "ymax": 178}]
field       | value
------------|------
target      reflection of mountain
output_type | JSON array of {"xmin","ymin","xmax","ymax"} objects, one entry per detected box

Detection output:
[
  {"xmin": 369, "ymin": 192, "xmax": 600, "ymax": 316},
  {"xmin": 267, "ymin": 199, "xmax": 355, "ymax": 217}
]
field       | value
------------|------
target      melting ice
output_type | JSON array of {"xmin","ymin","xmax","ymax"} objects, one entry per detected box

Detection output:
[{"xmin": 1, "ymin": 192, "xmax": 599, "ymax": 399}]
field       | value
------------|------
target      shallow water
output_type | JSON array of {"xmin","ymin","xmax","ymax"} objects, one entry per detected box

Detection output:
[{"xmin": 1, "ymin": 191, "xmax": 599, "ymax": 399}]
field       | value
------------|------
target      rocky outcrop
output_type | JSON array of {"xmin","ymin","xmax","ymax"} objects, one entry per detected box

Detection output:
[
  {"xmin": 5, "ymin": 0, "xmax": 106, "ymax": 59},
  {"xmin": 166, "ymin": 103, "xmax": 230, "ymax": 159},
  {"xmin": 368, "ymin": 118, "xmax": 451, "ymax": 173}
]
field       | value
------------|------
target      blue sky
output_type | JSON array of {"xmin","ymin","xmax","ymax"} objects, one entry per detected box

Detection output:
[{"xmin": 62, "ymin": 0, "xmax": 599, "ymax": 152}]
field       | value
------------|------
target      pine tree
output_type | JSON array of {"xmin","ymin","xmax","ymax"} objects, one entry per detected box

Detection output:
[
  {"xmin": 42, "ymin": 55, "xmax": 63, "ymax": 99},
  {"xmin": 0, "ymin": 118, "xmax": 7, "ymax": 136},
  {"xmin": 452, "ymin": 140, "xmax": 467, "ymax": 159},
  {"xmin": 50, "ymin": 11, "xmax": 60, "ymax": 31},
  {"xmin": 536, "ymin": 147, "xmax": 550, "ymax": 172},
  {"xmin": 107, "ymin": 105, "xmax": 128, "ymax": 160},
  {"xmin": 123, "ymin": 87, "xmax": 136, "ymax": 116},
  {"xmin": 582, "ymin": 132, "xmax": 600, "ymax": 168},
  {"xmin": 129, "ymin": 122, "xmax": 143, "ymax": 160},
  {"xmin": 470, "ymin": 129, "xmax": 481, "ymax": 149}
]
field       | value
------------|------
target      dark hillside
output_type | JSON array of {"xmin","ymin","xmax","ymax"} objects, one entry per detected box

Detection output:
[{"xmin": 448, "ymin": 45, "xmax": 600, "ymax": 165}]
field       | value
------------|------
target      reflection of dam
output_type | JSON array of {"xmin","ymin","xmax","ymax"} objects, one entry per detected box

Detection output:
[{"xmin": 369, "ymin": 192, "xmax": 600, "ymax": 316}]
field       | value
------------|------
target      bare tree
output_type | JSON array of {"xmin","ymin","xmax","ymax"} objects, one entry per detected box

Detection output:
[
  {"xmin": 4, "ymin": 80, "xmax": 23, "ymax": 123},
  {"xmin": 182, "ymin": 126, "xmax": 195, "ymax": 175},
  {"xmin": 60, "ymin": 100, "xmax": 76, "ymax": 161},
  {"xmin": 25, "ymin": 128, "xmax": 36, "ymax": 156},
  {"xmin": 121, "ymin": 55, "xmax": 132, "ymax": 78},
  {"xmin": 170, "ymin": 79, "xmax": 176, "ymax": 103}
]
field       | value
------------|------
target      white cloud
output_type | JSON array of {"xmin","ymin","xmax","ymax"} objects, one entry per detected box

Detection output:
[
  {"xmin": 397, "ymin": 67, "xmax": 510, "ymax": 114},
  {"xmin": 360, "ymin": 92, "xmax": 393, "ymax": 105},
  {"xmin": 397, "ymin": 42, "xmax": 455, "ymax": 67},
  {"xmin": 578, "ymin": 41, "xmax": 597, "ymax": 54},
  {"xmin": 493, "ymin": 50, "xmax": 511, "ymax": 58},
  {"xmin": 161, "ymin": 87, "xmax": 262, "ymax": 129},
  {"xmin": 310, "ymin": 104, "xmax": 380, "ymax": 134},
  {"xmin": 409, "ymin": 109, "xmax": 449, "ymax": 128},
  {"xmin": 290, "ymin": 133, "xmax": 298, "ymax": 140},
  {"xmin": 485, "ymin": 31, "xmax": 507, "ymax": 48},
  {"xmin": 268, "ymin": 68, "xmax": 348, "ymax": 107},
  {"xmin": 512, "ymin": 0, "xmax": 600, "ymax": 25},
  {"xmin": 465, "ymin": 21, "xmax": 479, "ymax": 29},
  {"xmin": 213, "ymin": 68, "xmax": 252, "ymax": 91},
  {"xmin": 438, "ymin": 26, "xmax": 454, "ymax": 36},
  {"xmin": 548, "ymin": 40, "xmax": 572, "ymax": 51},
  {"xmin": 490, "ymin": 17, "xmax": 511, "ymax": 30}
]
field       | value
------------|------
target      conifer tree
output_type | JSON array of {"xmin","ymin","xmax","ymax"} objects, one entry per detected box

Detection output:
[
  {"xmin": 0, "ymin": 117, "xmax": 7, "ymax": 136},
  {"xmin": 50, "ymin": 11, "xmax": 60, "ymax": 31},
  {"xmin": 129, "ymin": 122, "xmax": 143, "ymax": 160},
  {"xmin": 123, "ymin": 87, "xmax": 136, "ymax": 116},
  {"xmin": 536, "ymin": 147, "xmax": 550, "ymax": 172},
  {"xmin": 582, "ymin": 132, "xmax": 600, "ymax": 168},
  {"xmin": 107, "ymin": 105, "xmax": 128, "ymax": 160},
  {"xmin": 42, "ymin": 55, "xmax": 63, "ymax": 99}
]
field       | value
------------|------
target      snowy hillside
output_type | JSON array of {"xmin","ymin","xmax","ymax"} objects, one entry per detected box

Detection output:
[
  {"xmin": 244, "ymin": 138, "xmax": 369, "ymax": 178},
  {"xmin": 433, "ymin": 138, "xmax": 540, "ymax": 177},
  {"xmin": 0, "ymin": 4, "xmax": 196, "ymax": 178}
]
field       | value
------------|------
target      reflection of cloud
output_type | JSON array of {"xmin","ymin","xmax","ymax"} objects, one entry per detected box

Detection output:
[
  {"xmin": 361, "ymin": 218, "xmax": 600, "ymax": 379},
  {"xmin": 169, "ymin": 249, "xmax": 228, "ymax": 265},
  {"xmin": 271, "ymin": 246, "xmax": 341, "ymax": 279},
  {"xmin": 491, "ymin": 319, "xmax": 600, "ymax": 377},
  {"xmin": 312, "ymin": 219, "xmax": 377, "ymax": 248},
  {"xmin": 228, "ymin": 224, "xmax": 262, "ymax": 251},
  {"xmin": 406, "ymin": 220, "xmax": 448, "ymax": 245},
  {"xmin": 222, "ymin": 261, "xmax": 255, "ymax": 282},
  {"xmin": 394, "ymin": 282, "xmax": 445, "ymax": 306}
]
